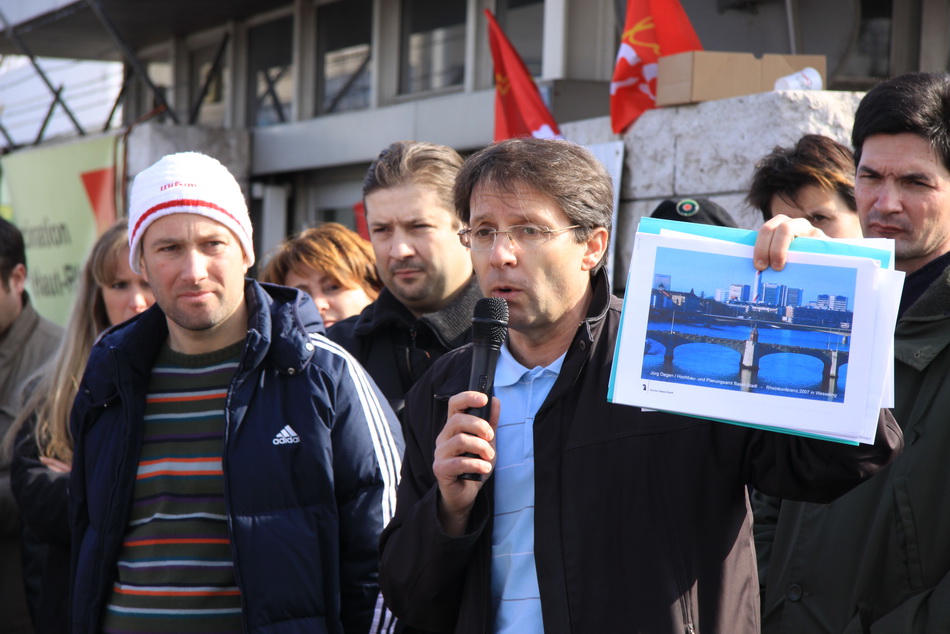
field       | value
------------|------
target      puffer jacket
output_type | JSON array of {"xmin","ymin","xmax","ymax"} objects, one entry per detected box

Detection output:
[{"xmin": 69, "ymin": 280, "xmax": 404, "ymax": 633}]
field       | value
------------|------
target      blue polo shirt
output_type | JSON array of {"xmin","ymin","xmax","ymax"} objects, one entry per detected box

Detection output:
[{"xmin": 490, "ymin": 343, "xmax": 565, "ymax": 633}]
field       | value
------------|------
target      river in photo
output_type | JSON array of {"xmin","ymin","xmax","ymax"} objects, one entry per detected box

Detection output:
[{"xmin": 642, "ymin": 314, "xmax": 849, "ymax": 402}]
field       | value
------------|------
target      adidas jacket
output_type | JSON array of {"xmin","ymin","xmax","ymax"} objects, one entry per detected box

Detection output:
[{"xmin": 69, "ymin": 280, "xmax": 404, "ymax": 634}]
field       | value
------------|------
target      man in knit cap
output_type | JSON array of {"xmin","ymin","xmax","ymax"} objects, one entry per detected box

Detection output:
[{"xmin": 68, "ymin": 152, "xmax": 404, "ymax": 633}]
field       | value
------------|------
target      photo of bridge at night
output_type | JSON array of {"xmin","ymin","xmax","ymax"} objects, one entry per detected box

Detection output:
[{"xmin": 640, "ymin": 247, "xmax": 858, "ymax": 403}]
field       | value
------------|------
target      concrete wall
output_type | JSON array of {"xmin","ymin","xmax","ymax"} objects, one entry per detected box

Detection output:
[
  {"xmin": 562, "ymin": 89, "xmax": 864, "ymax": 293},
  {"xmin": 126, "ymin": 122, "xmax": 251, "ymax": 182}
]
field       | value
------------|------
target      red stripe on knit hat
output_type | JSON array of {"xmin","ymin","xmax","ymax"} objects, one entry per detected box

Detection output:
[{"xmin": 131, "ymin": 198, "xmax": 249, "ymax": 244}]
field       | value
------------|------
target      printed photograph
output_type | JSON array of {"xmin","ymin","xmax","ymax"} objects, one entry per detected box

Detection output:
[{"xmin": 641, "ymin": 246, "xmax": 857, "ymax": 403}]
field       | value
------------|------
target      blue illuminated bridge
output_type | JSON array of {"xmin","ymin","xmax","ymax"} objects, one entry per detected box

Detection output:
[{"xmin": 645, "ymin": 328, "xmax": 849, "ymax": 391}]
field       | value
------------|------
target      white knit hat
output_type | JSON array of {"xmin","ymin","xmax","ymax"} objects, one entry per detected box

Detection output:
[{"xmin": 127, "ymin": 152, "xmax": 254, "ymax": 274}]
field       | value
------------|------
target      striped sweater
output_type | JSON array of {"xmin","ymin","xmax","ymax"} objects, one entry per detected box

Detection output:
[{"xmin": 102, "ymin": 341, "xmax": 244, "ymax": 633}]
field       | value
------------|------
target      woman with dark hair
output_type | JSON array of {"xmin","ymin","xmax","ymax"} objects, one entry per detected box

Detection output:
[{"xmin": 747, "ymin": 134, "xmax": 861, "ymax": 239}]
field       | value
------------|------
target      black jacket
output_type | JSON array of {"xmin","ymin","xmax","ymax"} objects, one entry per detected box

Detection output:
[
  {"xmin": 11, "ymin": 417, "xmax": 70, "ymax": 634},
  {"xmin": 379, "ymin": 270, "xmax": 902, "ymax": 633},
  {"xmin": 328, "ymin": 277, "xmax": 482, "ymax": 415},
  {"xmin": 755, "ymin": 265, "xmax": 950, "ymax": 633}
]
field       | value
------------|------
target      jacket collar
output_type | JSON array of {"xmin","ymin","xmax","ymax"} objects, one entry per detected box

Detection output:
[
  {"xmin": 245, "ymin": 281, "xmax": 323, "ymax": 375},
  {"xmin": 353, "ymin": 275, "xmax": 482, "ymax": 349},
  {"xmin": 895, "ymin": 264, "xmax": 950, "ymax": 370},
  {"xmin": 583, "ymin": 267, "xmax": 612, "ymax": 328},
  {"xmin": 96, "ymin": 280, "xmax": 322, "ymax": 379}
]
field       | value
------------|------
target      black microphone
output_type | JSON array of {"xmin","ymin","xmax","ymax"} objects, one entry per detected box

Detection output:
[{"xmin": 459, "ymin": 297, "xmax": 509, "ymax": 482}]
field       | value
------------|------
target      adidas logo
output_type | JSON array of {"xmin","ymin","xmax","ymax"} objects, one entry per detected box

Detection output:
[{"xmin": 272, "ymin": 425, "xmax": 301, "ymax": 445}]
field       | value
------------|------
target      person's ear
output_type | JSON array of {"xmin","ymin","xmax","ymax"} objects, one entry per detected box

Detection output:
[
  {"xmin": 8, "ymin": 263, "xmax": 26, "ymax": 294},
  {"xmin": 139, "ymin": 254, "xmax": 150, "ymax": 283},
  {"xmin": 580, "ymin": 227, "xmax": 609, "ymax": 272}
]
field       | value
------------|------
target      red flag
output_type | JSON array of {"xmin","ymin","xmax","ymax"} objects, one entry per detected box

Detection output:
[
  {"xmin": 485, "ymin": 9, "xmax": 561, "ymax": 142},
  {"xmin": 610, "ymin": 0, "xmax": 702, "ymax": 134},
  {"xmin": 352, "ymin": 200, "xmax": 369, "ymax": 241},
  {"xmin": 80, "ymin": 166, "xmax": 117, "ymax": 233}
]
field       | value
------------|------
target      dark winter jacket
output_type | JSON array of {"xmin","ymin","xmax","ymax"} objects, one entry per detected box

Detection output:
[
  {"xmin": 756, "ymin": 265, "xmax": 950, "ymax": 633},
  {"xmin": 69, "ymin": 280, "xmax": 404, "ymax": 634},
  {"xmin": 328, "ymin": 277, "xmax": 482, "ymax": 415},
  {"xmin": 0, "ymin": 296, "xmax": 62, "ymax": 634},
  {"xmin": 380, "ymin": 269, "xmax": 902, "ymax": 634},
  {"xmin": 11, "ymin": 415, "xmax": 70, "ymax": 634}
]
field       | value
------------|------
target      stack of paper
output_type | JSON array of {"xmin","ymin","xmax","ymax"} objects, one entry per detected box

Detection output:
[{"xmin": 607, "ymin": 218, "xmax": 904, "ymax": 445}]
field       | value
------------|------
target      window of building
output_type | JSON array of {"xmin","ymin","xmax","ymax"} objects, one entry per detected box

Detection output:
[
  {"xmin": 247, "ymin": 16, "xmax": 294, "ymax": 127},
  {"xmin": 189, "ymin": 38, "xmax": 228, "ymax": 126},
  {"xmin": 125, "ymin": 55, "xmax": 173, "ymax": 124},
  {"xmin": 317, "ymin": 0, "xmax": 373, "ymax": 114},
  {"xmin": 399, "ymin": 0, "xmax": 467, "ymax": 94},
  {"xmin": 839, "ymin": 0, "xmax": 891, "ymax": 81},
  {"xmin": 495, "ymin": 0, "xmax": 545, "ymax": 77}
]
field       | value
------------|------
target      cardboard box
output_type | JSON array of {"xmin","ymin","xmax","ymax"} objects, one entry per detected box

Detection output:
[{"xmin": 656, "ymin": 51, "xmax": 827, "ymax": 107}]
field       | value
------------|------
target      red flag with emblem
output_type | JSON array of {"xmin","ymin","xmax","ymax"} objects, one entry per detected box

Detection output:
[
  {"xmin": 485, "ymin": 9, "xmax": 561, "ymax": 142},
  {"xmin": 610, "ymin": 0, "xmax": 702, "ymax": 134}
]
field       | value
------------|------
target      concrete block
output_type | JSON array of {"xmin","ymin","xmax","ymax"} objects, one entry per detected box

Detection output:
[
  {"xmin": 561, "ymin": 115, "xmax": 618, "ymax": 148},
  {"xmin": 623, "ymin": 107, "xmax": 678, "ymax": 200},
  {"xmin": 542, "ymin": 91, "xmax": 863, "ymax": 292},
  {"xmin": 673, "ymin": 90, "xmax": 862, "ymax": 195},
  {"xmin": 127, "ymin": 122, "xmax": 251, "ymax": 181}
]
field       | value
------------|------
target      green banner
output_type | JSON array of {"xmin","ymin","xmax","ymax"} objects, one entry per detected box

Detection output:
[{"xmin": 1, "ymin": 133, "xmax": 123, "ymax": 326}]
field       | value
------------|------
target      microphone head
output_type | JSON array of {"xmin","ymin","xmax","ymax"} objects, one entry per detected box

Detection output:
[{"xmin": 472, "ymin": 297, "xmax": 508, "ymax": 346}]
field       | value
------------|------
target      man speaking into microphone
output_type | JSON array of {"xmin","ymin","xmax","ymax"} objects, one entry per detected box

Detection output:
[{"xmin": 379, "ymin": 138, "xmax": 902, "ymax": 633}]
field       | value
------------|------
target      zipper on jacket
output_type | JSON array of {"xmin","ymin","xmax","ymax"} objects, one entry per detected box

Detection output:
[
  {"xmin": 90, "ymin": 349, "xmax": 136, "ymax": 632},
  {"xmin": 222, "ymin": 345, "xmax": 252, "ymax": 633},
  {"xmin": 406, "ymin": 325, "xmax": 418, "ymax": 377},
  {"xmin": 403, "ymin": 325, "xmax": 418, "ymax": 386}
]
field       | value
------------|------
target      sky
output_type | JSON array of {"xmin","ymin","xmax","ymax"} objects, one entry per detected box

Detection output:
[
  {"xmin": 0, "ymin": 56, "xmax": 123, "ymax": 146},
  {"xmin": 653, "ymin": 246, "xmax": 857, "ymax": 309}
]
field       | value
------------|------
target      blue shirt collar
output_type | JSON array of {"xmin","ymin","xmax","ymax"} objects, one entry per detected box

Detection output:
[{"xmin": 494, "ymin": 341, "xmax": 567, "ymax": 388}]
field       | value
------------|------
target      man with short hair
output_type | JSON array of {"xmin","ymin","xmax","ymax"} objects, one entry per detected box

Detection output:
[
  {"xmin": 0, "ymin": 217, "xmax": 63, "ymax": 634},
  {"xmin": 329, "ymin": 141, "xmax": 482, "ymax": 415},
  {"xmin": 69, "ymin": 152, "xmax": 403, "ymax": 633},
  {"xmin": 753, "ymin": 72, "xmax": 950, "ymax": 632},
  {"xmin": 378, "ymin": 138, "xmax": 901, "ymax": 633}
]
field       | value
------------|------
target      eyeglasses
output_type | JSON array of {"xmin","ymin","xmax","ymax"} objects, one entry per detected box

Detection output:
[{"xmin": 458, "ymin": 224, "xmax": 581, "ymax": 250}]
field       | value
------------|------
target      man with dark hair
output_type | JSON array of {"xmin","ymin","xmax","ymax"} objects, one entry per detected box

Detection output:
[
  {"xmin": 0, "ymin": 217, "xmax": 63, "ymax": 633},
  {"xmin": 748, "ymin": 134, "xmax": 862, "ymax": 238},
  {"xmin": 379, "ymin": 137, "xmax": 901, "ymax": 633},
  {"xmin": 69, "ymin": 152, "xmax": 403, "ymax": 633},
  {"xmin": 329, "ymin": 141, "xmax": 482, "ymax": 415},
  {"xmin": 754, "ymin": 72, "xmax": 950, "ymax": 632}
]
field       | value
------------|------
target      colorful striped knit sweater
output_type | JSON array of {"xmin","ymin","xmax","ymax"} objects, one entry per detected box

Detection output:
[{"xmin": 102, "ymin": 341, "xmax": 244, "ymax": 633}]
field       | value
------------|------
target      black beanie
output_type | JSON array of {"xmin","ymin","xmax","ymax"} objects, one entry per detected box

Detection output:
[{"xmin": 649, "ymin": 197, "xmax": 738, "ymax": 228}]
